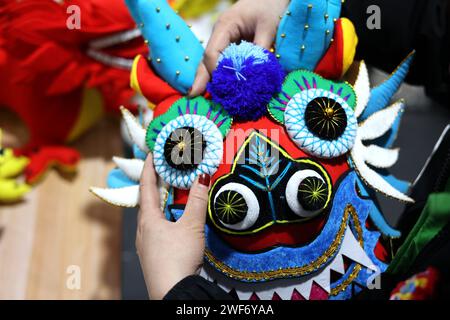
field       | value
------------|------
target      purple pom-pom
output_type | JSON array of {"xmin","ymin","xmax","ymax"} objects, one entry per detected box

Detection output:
[{"xmin": 207, "ymin": 41, "xmax": 284, "ymax": 122}]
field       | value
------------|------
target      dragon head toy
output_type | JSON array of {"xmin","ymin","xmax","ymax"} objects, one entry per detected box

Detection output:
[{"xmin": 92, "ymin": 0, "xmax": 415, "ymax": 300}]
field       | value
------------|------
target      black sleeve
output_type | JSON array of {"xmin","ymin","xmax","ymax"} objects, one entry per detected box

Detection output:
[
  {"xmin": 163, "ymin": 275, "xmax": 234, "ymax": 300},
  {"xmin": 342, "ymin": 0, "xmax": 449, "ymax": 104}
]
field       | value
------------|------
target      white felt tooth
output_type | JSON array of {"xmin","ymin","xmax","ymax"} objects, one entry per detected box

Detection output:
[
  {"xmin": 330, "ymin": 254, "xmax": 345, "ymax": 275},
  {"xmin": 363, "ymin": 145, "xmax": 399, "ymax": 169},
  {"xmin": 358, "ymin": 101, "xmax": 404, "ymax": 141},
  {"xmin": 235, "ymin": 290, "xmax": 254, "ymax": 301},
  {"xmin": 255, "ymin": 289, "xmax": 275, "ymax": 301},
  {"xmin": 351, "ymin": 140, "xmax": 414, "ymax": 203},
  {"xmin": 314, "ymin": 264, "xmax": 332, "ymax": 293},
  {"xmin": 121, "ymin": 106, "xmax": 149, "ymax": 153},
  {"xmin": 354, "ymin": 61, "xmax": 371, "ymax": 119},
  {"xmin": 90, "ymin": 186, "xmax": 139, "ymax": 207},
  {"xmin": 340, "ymin": 227, "xmax": 376, "ymax": 270},
  {"xmin": 113, "ymin": 157, "xmax": 144, "ymax": 182},
  {"xmin": 296, "ymin": 279, "xmax": 314, "ymax": 300}
]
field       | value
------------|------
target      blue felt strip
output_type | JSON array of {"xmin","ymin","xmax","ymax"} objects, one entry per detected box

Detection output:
[
  {"xmin": 107, "ymin": 168, "xmax": 137, "ymax": 188},
  {"xmin": 360, "ymin": 54, "xmax": 414, "ymax": 121},
  {"xmin": 275, "ymin": 0, "xmax": 342, "ymax": 72},
  {"xmin": 125, "ymin": 0, "xmax": 204, "ymax": 93}
]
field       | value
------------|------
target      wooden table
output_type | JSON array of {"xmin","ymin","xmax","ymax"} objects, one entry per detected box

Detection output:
[{"xmin": 0, "ymin": 111, "xmax": 123, "ymax": 300}]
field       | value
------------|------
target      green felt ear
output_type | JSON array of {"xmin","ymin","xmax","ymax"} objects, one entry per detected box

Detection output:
[
  {"xmin": 268, "ymin": 70, "xmax": 357, "ymax": 124},
  {"xmin": 146, "ymin": 97, "xmax": 232, "ymax": 151}
]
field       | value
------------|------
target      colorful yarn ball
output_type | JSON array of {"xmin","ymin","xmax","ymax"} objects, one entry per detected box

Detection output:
[{"xmin": 207, "ymin": 41, "xmax": 284, "ymax": 122}]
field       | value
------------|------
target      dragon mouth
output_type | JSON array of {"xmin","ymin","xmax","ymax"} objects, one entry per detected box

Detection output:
[
  {"xmin": 217, "ymin": 215, "xmax": 327, "ymax": 252},
  {"xmin": 201, "ymin": 226, "xmax": 376, "ymax": 300}
]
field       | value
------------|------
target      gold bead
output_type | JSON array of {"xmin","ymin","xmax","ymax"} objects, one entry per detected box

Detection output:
[
  {"xmin": 286, "ymin": 11, "xmax": 291, "ymax": 16},
  {"xmin": 156, "ymin": 58, "xmax": 161, "ymax": 63},
  {"xmin": 301, "ymin": 45, "xmax": 306, "ymax": 51},
  {"xmin": 276, "ymin": 54, "xmax": 281, "ymax": 59},
  {"xmin": 304, "ymin": 24, "xmax": 309, "ymax": 30},
  {"xmin": 176, "ymin": 70, "xmax": 181, "ymax": 76},
  {"xmin": 185, "ymin": 56, "xmax": 190, "ymax": 61},
  {"xmin": 175, "ymin": 36, "xmax": 181, "ymax": 42},
  {"xmin": 326, "ymin": 30, "xmax": 330, "ymax": 35},
  {"xmin": 156, "ymin": 7, "xmax": 160, "ymax": 13},
  {"xmin": 166, "ymin": 23, "xmax": 171, "ymax": 29},
  {"xmin": 308, "ymin": 4, "xmax": 313, "ymax": 9},
  {"xmin": 281, "ymin": 33, "xmax": 286, "ymax": 38},
  {"xmin": 139, "ymin": 23, "xmax": 144, "ymax": 28},
  {"xmin": 333, "ymin": 18, "xmax": 337, "ymax": 22},
  {"xmin": 324, "ymin": 13, "xmax": 329, "ymax": 19}
]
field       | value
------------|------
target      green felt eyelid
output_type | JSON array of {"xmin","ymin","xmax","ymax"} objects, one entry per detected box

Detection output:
[
  {"xmin": 268, "ymin": 70, "xmax": 357, "ymax": 124},
  {"xmin": 145, "ymin": 96, "xmax": 232, "ymax": 151}
]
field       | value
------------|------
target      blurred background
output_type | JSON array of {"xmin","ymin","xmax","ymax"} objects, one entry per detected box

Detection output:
[{"xmin": 0, "ymin": 0, "xmax": 448, "ymax": 299}]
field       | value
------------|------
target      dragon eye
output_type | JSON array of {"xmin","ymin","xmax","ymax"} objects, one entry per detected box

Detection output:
[
  {"xmin": 163, "ymin": 127, "xmax": 206, "ymax": 171},
  {"xmin": 285, "ymin": 169, "xmax": 331, "ymax": 218},
  {"xmin": 286, "ymin": 90, "xmax": 357, "ymax": 159},
  {"xmin": 153, "ymin": 114, "xmax": 223, "ymax": 190},
  {"xmin": 304, "ymin": 97, "xmax": 347, "ymax": 141},
  {"xmin": 285, "ymin": 89, "xmax": 357, "ymax": 158},
  {"xmin": 213, "ymin": 183, "xmax": 260, "ymax": 231}
]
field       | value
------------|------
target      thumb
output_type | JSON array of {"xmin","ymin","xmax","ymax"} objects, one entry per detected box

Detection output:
[
  {"xmin": 253, "ymin": 23, "xmax": 277, "ymax": 50},
  {"xmin": 179, "ymin": 174, "xmax": 211, "ymax": 227}
]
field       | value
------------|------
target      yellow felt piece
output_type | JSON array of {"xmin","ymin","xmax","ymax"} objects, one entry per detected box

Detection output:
[
  {"xmin": 66, "ymin": 88, "xmax": 104, "ymax": 143},
  {"xmin": 172, "ymin": 0, "xmax": 223, "ymax": 19},
  {"xmin": 130, "ymin": 55, "xmax": 144, "ymax": 97},
  {"xmin": 340, "ymin": 18, "xmax": 358, "ymax": 77},
  {"xmin": 0, "ymin": 148, "xmax": 29, "ymax": 179},
  {"xmin": 0, "ymin": 178, "xmax": 31, "ymax": 203}
]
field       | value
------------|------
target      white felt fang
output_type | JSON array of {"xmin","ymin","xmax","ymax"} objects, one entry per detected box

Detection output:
[
  {"xmin": 120, "ymin": 106, "xmax": 149, "ymax": 153},
  {"xmin": 296, "ymin": 279, "xmax": 314, "ymax": 300},
  {"xmin": 89, "ymin": 186, "xmax": 139, "ymax": 208},
  {"xmin": 354, "ymin": 61, "xmax": 371, "ymax": 119},
  {"xmin": 329, "ymin": 254, "xmax": 345, "ymax": 275},
  {"xmin": 340, "ymin": 228, "xmax": 375, "ymax": 270},
  {"xmin": 363, "ymin": 145, "xmax": 399, "ymax": 169},
  {"xmin": 113, "ymin": 157, "xmax": 144, "ymax": 182},
  {"xmin": 351, "ymin": 140, "xmax": 414, "ymax": 203},
  {"xmin": 358, "ymin": 101, "xmax": 404, "ymax": 141}
]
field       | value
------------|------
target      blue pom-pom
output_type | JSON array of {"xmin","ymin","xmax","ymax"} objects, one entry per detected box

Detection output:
[{"xmin": 207, "ymin": 41, "xmax": 284, "ymax": 122}]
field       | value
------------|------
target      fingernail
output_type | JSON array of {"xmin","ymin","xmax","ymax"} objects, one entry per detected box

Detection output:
[{"xmin": 198, "ymin": 174, "xmax": 211, "ymax": 187}]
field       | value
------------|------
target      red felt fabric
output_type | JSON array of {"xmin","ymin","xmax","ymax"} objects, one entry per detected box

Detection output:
[
  {"xmin": 134, "ymin": 55, "xmax": 181, "ymax": 107},
  {"xmin": 314, "ymin": 20, "xmax": 344, "ymax": 80},
  {"xmin": 23, "ymin": 146, "xmax": 81, "ymax": 184}
]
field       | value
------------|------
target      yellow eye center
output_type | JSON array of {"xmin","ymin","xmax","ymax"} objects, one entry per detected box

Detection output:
[{"xmin": 324, "ymin": 107, "xmax": 335, "ymax": 118}]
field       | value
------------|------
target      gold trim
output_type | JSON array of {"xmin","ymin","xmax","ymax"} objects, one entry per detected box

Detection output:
[
  {"xmin": 205, "ymin": 204, "xmax": 360, "ymax": 281},
  {"xmin": 330, "ymin": 264, "xmax": 362, "ymax": 295},
  {"xmin": 208, "ymin": 131, "xmax": 333, "ymax": 235}
]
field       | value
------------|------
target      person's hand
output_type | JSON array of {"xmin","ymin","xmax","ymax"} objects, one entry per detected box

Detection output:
[
  {"xmin": 189, "ymin": 0, "xmax": 289, "ymax": 96},
  {"xmin": 136, "ymin": 153, "xmax": 211, "ymax": 300}
]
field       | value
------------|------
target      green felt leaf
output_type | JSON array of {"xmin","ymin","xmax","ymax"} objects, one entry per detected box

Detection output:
[
  {"xmin": 268, "ymin": 70, "xmax": 357, "ymax": 124},
  {"xmin": 146, "ymin": 96, "xmax": 232, "ymax": 151}
]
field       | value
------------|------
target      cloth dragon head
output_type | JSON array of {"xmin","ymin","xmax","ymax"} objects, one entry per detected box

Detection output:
[{"xmin": 91, "ymin": 0, "xmax": 415, "ymax": 300}]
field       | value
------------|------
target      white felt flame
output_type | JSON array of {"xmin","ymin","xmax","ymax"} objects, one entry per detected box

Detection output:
[
  {"xmin": 351, "ymin": 65, "xmax": 413, "ymax": 203},
  {"xmin": 90, "ymin": 186, "xmax": 140, "ymax": 207},
  {"xmin": 113, "ymin": 157, "xmax": 144, "ymax": 182},
  {"xmin": 121, "ymin": 106, "xmax": 149, "ymax": 153}
]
